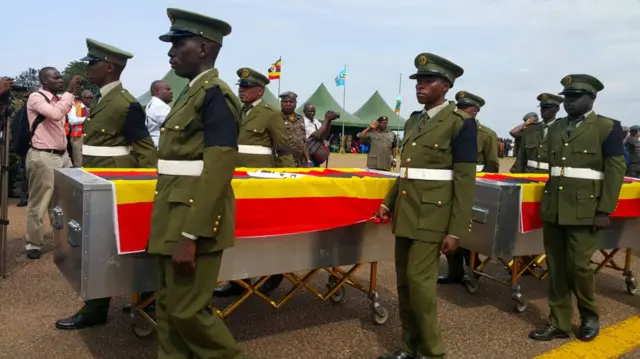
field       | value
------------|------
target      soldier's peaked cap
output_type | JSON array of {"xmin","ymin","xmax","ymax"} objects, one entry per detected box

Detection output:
[
  {"xmin": 159, "ymin": 8, "xmax": 232, "ymax": 45},
  {"xmin": 236, "ymin": 68, "xmax": 270, "ymax": 87},
  {"xmin": 537, "ymin": 93, "xmax": 564, "ymax": 106},
  {"xmin": 409, "ymin": 53, "xmax": 464, "ymax": 85},
  {"xmin": 631, "ymin": 125, "xmax": 640, "ymax": 131},
  {"xmin": 559, "ymin": 74, "xmax": 604, "ymax": 95},
  {"xmin": 80, "ymin": 38, "xmax": 133, "ymax": 67},
  {"xmin": 455, "ymin": 91, "xmax": 485, "ymax": 109}
]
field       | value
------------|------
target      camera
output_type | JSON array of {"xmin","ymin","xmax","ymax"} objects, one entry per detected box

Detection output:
[{"xmin": 329, "ymin": 110, "xmax": 340, "ymax": 119}]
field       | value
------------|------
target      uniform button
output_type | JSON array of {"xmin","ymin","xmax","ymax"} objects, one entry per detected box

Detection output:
[
  {"xmin": 154, "ymin": 191, "xmax": 158, "ymax": 196},
  {"xmin": 174, "ymin": 126, "xmax": 179, "ymax": 130},
  {"xmin": 217, "ymin": 215, "xmax": 222, "ymax": 220},
  {"xmin": 540, "ymin": 145, "xmax": 543, "ymax": 148},
  {"xmin": 559, "ymin": 186, "xmax": 563, "ymax": 191},
  {"xmin": 538, "ymin": 155, "xmax": 541, "ymax": 158},
  {"xmin": 407, "ymin": 158, "xmax": 411, "ymax": 163},
  {"xmin": 590, "ymin": 195, "xmax": 594, "ymax": 198},
  {"xmin": 437, "ymin": 201, "xmax": 442, "ymax": 205},
  {"xmin": 101, "ymin": 129, "xmax": 105, "ymax": 132},
  {"xmin": 215, "ymin": 221, "xmax": 219, "ymax": 226},
  {"xmin": 411, "ymin": 142, "xmax": 416, "ymax": 146},
  {"xmin": 583, "ymin": 150, "xmax": 587, "ymax": 153},
  {"xmin": 434, "ymin": 144, "xmax": 439, "ymax": 148},
  {"xmin": 189, "ymin": 199, "xmax": 193, "ymax": 204},
  {"xmin": 213, "ymin": 228, "xmax": 217, "ymax": 232},
  {"xmin": 561, "ymin": 157, "xmax": 566, "ymax": 160},
  {"xmin": 86, "ymin": 118, "xmax": 91, "ymax": 122},
  {"xmin": 83, "ymin": 133, "xmax": 87, "ymax": 137},
  {"xmin": 401, "ymin": 190, "xmax": 407, "ymax": 196},
  {"xmin": 160, "ymin": 128, "xmax": 165, "ymax": 133},
  {"xmin": 468, "ymin": 229, "xmax": 472, "ymax": 232},
  {"xmin": 564, "ymin": 143, "xmax": 569, "ymax": 146}
]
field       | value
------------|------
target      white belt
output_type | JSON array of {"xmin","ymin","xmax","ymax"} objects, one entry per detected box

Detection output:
[
  {"xmin": 476, "ymin": 164, "xmax": 484, "ymax": 172},
  {"xmin": 527, "ymin": 160, "xmax": 549, "ymax": 170},
  {"xmin": 550, "ymin": 166, "xmax": 604, "ymax": 180},
  {"xmin": 399, "ymin": 167, "xmax": 453, "ymax": 181},
  {"xmin": 238, "ymin": 145, "xmax": 272, "ymax": 155},
  {"xmin": 82, "ymin": 145, "xmax": 130, "ymax": 157},
  {"xmin": 157, "ymin": 160, "xmax": 203, "ymax": 176}
]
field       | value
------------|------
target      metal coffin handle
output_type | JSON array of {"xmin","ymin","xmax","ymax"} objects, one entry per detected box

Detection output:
[
  {"xmin": 52, "ymin": 206, "xmax": 64, "ymax": 230},
  {"xmin": 472, "ymin": 206, "xmax": 489, "ymax": 224},
  {"xmin": 67, "ymin": 220, "xmax": 82, "ymax": 248}
]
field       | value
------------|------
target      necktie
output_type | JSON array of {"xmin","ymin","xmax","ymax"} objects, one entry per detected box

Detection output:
[
  {"xmin": 419, "ymin": 111, "xmax": 430, "ymax": 130},
  {"xmin": 567, "ymin": 116, "xmax": 583, "ymax": 135},
  {"xmin": 241, "ymin": 104, "xmax": 253, "ymax": 120}
]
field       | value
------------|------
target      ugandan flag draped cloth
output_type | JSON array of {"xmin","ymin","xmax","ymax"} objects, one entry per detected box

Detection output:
[
  {"xmin": 84, "ymin": 168, "xmax": 397, "ymax": 254},
  {"xmin": 477, "ymin": 173, "xmax": 640, "ymax": 233}
]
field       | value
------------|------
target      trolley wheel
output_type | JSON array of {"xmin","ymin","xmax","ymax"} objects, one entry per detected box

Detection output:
[
  {"xmin": 330, "ymin": 286, "xmax": 346, "ymax": 303},
  {"xmin": 374, "ymin": 307, "xmax": 389, "ymax": 325},
  {"xmin": 514, "ymin": 302, "xmax": 527, "ymax": 313},
  {"xmin": 626, "ymin": 282, "xmax": 637, "ymax": 296},
  {"xmin": 464, "ymin": 280, "xmax": 478, "ymax": 294},
  {"xmin": 132, "ymin": 319, "xmax": 155, "ymax": 339}
]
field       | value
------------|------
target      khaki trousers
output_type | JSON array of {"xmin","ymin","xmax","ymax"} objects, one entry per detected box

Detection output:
[
  {"xmin": 25, "ymin": 149, "xmax": 72, "ymax": 249},
  {"xmin": 70, "ymin": 137, "xmax": 83, "ymax": 168}
]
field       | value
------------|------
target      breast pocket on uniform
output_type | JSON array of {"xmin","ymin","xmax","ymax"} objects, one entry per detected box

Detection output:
[
  {"xmin": 417, "ymin": 191, "xmax": 451, "ymax": 232},
  {"xmin": 572, "ymin": 143, "xmax": 598, "ymax": 168},
  {"xmin": 422, "ymin": 139, "xmax": 450, "ymax": 163},
  {"xmin": 246, "ymin": 127, "xmax": 266, "ymax": 137},
  {"xmin": 576, "ymin": 187, "xmax": 599, "ymax": 219}
]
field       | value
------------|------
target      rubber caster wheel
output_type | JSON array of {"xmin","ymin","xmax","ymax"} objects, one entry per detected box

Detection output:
[
  {"xmin": 626, "ymin": 283, "xmax": 637, "ymax": 296},
  {"xmin": 514, "ymin": 302, "xmax": 527, "ymax": 313},
  {"xmin": 132, "ymin": 320, "xmax": 155, "ymax": 339},
  {"xmin": 330, "ymin": 286, "xmax": 346, "ymax": 303},
  {"xmin": 464, "ymin": 281, "xmax": 478, "ymax": 294},
  {"xmin": 374, "ymin": 307, "xmax": 389, "ymax": 325}
]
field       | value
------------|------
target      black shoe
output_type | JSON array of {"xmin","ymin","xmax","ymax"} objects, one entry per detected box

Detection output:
[
  {"xmin": 213, "ymin": 281, "xmax": 246, "ymax": 298},
  {"xmin": 378, "ymin": 351, "xmax": 414, "ymax": 359},
  {"xmin": 528, "ymin": 325, "xmax": 570, "ymax": 341},
  {"xmin": 26, "ymin": 249, "xmax": 41, "ymax": 260},
  {"xmin": 16, "ymin": 199, "xmax": 28, "ymax": 207},
  {"xmin": 437, "ymin": 275, "xmax": 463, "ymax": 285},
  {"xmin": 55, "ymin": 313, "xmax": 108, "ymax": 330},
  {"xmin": 259, "ymin": 275, "xmax": 284, "ymax": 294},
  {"xmin": 576, "ymin": 317, "xmax": 599, "ymax": 342}
]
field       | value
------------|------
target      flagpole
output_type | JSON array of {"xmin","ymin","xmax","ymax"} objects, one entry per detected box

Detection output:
[
  {"xmin": 341, "ymin": 64, "xmax": 346, "ymax": 137},
  {"xmin": 396, "ymin": 72, "xmax": 402, "ymax": 135},
  {"xmin": 277, "ymin": 56, "xmax": 282, "ymax": 96}
]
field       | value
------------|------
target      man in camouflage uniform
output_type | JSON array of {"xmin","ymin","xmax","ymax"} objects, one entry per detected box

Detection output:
[
  {"xmin": 150, "ymin": 8, "xmax": 250, "ymax": 358},
  {"xmin": 375, "ymin": 53, "xmax": 477, "ymax": 359},
  {"xmin": 530, "ymin": 74, "xmax": 626, "ymax": 342},
  {"xmin": 625, "ymin": 125, "xmax": 640, "ymax": 177},
  {"xmin": 438, "ymin": 90, "xmax": 498, "ymax": 285},
  {"xmin": 214, "ymin": 67, "xmax": 293, "ymax": 298},
  {"xmin": 279, "ymin": 91, "xmax": 310, "ymax": 167},
  {"xmin": 513, "ymin": 93, "xmax": 564, "ymax": 173},
  {"xmin": 358, "ymin": 116, "xmax": 398, "ymax": 171},
  {"xmin": 55, "ymin": 39, "xmax": 157, "ymax": 331}
]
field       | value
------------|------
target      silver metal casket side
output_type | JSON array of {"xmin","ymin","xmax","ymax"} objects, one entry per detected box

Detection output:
[{"xmin": 52, "ymin": 168, "xmax": 156, "ymax": 300}]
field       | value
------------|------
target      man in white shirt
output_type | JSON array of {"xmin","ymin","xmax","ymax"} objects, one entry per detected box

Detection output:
[
  {"xmin": 145, "ymin": 80, "xmax": 173, "ymax": 147},
  {"xmin": 302, "ymin": 102, "xmax": 337, "ymax": 166}
]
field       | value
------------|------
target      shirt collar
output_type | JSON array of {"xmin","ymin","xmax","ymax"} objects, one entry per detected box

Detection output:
[
  {"xmin": 100, "ymin": 80, "xmax": 121, "ymax": 99},
  {"xmin": 423, "ymin": 101, "xmax": 450, "ymax": 118},
  {"xmin": 189, "ymin": 69, "xmax": 214, "ymax": 87},
  {"xmin": 251, "ymin": 98, "xmax": 262, "ymax": 107}
]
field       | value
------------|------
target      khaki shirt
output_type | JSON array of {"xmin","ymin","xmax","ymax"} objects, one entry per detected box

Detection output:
[{"xmin": 362, "ymin": 129, "xmax": 397, "ymax": 170}]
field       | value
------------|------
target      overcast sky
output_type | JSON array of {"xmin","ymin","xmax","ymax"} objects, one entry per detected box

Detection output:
[{"xmin": 2, "ymin": 0, "xmax": 639, "ymax": 136}]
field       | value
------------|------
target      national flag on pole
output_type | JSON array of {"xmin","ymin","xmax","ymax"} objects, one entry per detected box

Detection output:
[
  {"xmin": 394, "ymin": 95, "xmax": 402, "ymax": 113},
  {"xmin": 268, "ymin": 58, "xmax": 281, "ymax": 80},
  {"xmin": 335, "ymin": 67, "xmax": 347, "ymax": 87}
]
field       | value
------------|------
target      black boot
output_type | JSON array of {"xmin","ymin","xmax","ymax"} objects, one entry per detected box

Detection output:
[{"xmin": 528, "ymin": 325, "xmax": 570, "ymax": 341}]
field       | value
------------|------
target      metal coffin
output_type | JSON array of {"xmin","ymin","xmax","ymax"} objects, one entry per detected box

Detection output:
[{"xmin": 52, "ymin": 168, "xmax": 157, "ymax": 301}]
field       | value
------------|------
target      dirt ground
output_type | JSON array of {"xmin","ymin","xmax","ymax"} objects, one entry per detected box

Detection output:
[{"xmin": 2, "ymin": 155, "xmax": 640, "ymax": 359}]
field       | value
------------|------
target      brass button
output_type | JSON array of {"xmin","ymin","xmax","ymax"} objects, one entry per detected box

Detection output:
[
  {"xmin": 468, "ymin": 229, "xmax": 472, "ymax": 232},
  {"xmin": 213, "ymin": 227, "xmax": 217, "ymax": 232},
  {"xmin": 564, "ymin": 143, "xmax": 569, "ymax": 146},
  {"xmin": 411, "ymin": 142, "xmax": 416, "ymax": 146},
  {"xmin": 86, "ymin": 118, "xmax": 91, "ymax": 122},
  {"xmin": 437, "ymin": 201, "xmax": 442, "ymax": 205},
  {"xmin": 401, "ymin": 190, "xmax": 407, "ymax": 196},
  {"xmin": 540, "ymin": 145, "xmax": 543, "ymax": 148},
  {"xmin": 217, "ymin": 215, "xmax": 222, "ymax": 220},
  {"xmin": 253, "ymin": 129, "xmax": 257, "ymax": 132},
  {"xmin": 590, "ymin": 195, "xmax": 594, "ymax": 198},
  {"xmin": 407, "ymin": 158, "xmax": 411, "ymax": 163},
  {"xmin": 538, "ymin": 155, "xmax": 541, "ymax": 158},
  {"xmin": 101, "ymin": 129, "xmax": 105, "ymax": 132},
  {"xmin": 174, "ymin": 126, "xmax": 179, "ymax": 130},
  {"xmin": 583, "ymin": 150, "xmax": 587, "ymax": 153},
  {"xmin": 154, "ymin": 191, "xmax": 158, "ymax": 196},
  {"xmin": 189, "ymin": 199, "xmax": 193, "ymax": 204},
  {"xmin": 561, "ymin": 157, "xmax": 566, "ymax": 160},
  {"xmin": 559, "ymin": 186, "xmax": 563, "ymax": 191},
  {"xmin": 434, "ymin": 144, "xmax": 439, "ymax": 148},
  {"xmin": 83, "ymin": 133, "xmax": 87, "ymax": 137},
  {"xmin": 215, "ymin": 221, "xmax": 219, "ymax": 226},
  {"xmin": 161, "ymin": 128, "xmax": 165, "ymax": 133}
]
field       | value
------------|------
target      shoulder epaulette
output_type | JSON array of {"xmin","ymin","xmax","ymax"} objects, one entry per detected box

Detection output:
[
  {"xmin": 119, "ymin": 88, "xmax": 136, "ymax": 103},
  {"xmin": 409, "ymin": 110, "xmax": 422, "ymax": 117},
  {"xmin": 597, "ymin": 114, "xmax": 615, "ymax": 123},
  {"xmin": 452, "ymin": 107, "xmax": 471, "ymax": 120},
  {"xmin": 262, "ymin": 103, "xmax": 275, "ymax": 112}
]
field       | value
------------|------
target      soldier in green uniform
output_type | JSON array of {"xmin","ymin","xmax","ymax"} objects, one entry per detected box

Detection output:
[
  {"xmin": 149, "ymin": 8, "xmax": 249, "ymax": 358},
  {"xmin": 530, "ymin": 74, "xmax": 626, "ymax": 342},
  {"xmin": 279, "ymin": 91, "xmax": 311, "ymax": 167},
  {"xmin": 375, "ymin": 53, "xmax": 477, "ymax": 359},
  {"xmin": 438, "ymin": 90, "xmax": 498, "ymax": 285},
  {"xmin": 55, "ymin": 39, "xmax": 157, "ymax": 331},
  {"xmin": 214, "ymin": 67, "xmax": 293, "ymax": 298},
  {"xmin": 358, "ymin": 116, "xmax": 398, "ymax": 171},
  {"xmin": 625, "ymin": 125, "xmax": 640, "ymax": 177},
  {"xmin": 513, "ymin": 93, "xmax": 564, "ymax": 173}
]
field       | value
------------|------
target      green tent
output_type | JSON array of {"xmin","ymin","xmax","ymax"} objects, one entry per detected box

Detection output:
[
  {"xmin": 353, "ymin": 91, "xmax": 406, "ymax": 130},
  {"xmin": 137, "ymin": 69, "xmax": 189, "ymax": 107},
  {"xmin": 263, "ymin": 85, "xmax": 279, "ymax": 108},
  {"xmin": 295, "ymin": 83, "xmax": 365, "ymax": 128}
]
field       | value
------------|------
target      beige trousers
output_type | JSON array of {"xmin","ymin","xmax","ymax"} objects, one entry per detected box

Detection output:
[
  {"xmin": 70, "ymin": 137, "xmax": 83, "ymax": 167},
  {"xmin": 25, "ymin": 148, "xmax": 72, "ymax": 250}
]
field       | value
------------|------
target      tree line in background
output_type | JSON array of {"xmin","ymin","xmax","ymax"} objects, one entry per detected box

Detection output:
[{"xmin": 9, "ymin": 61, "xmax": 99, "ymax": 112}]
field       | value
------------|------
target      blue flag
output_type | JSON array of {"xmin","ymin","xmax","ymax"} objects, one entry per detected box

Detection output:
[{"xmin": 335, "ymin": 67, "xmax": 347, "ymax": 87}]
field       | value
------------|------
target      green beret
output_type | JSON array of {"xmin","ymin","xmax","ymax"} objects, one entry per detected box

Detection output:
[
  {"xmin": 455, "ymin": 91, "xmax": 485, "ymax": 109},
  {"xmin": 537, "ymin": 93, "xmax": 564, "ymax": 106},
  {"xmin": 236, "ymin": 67, "xmax": 269, "ymax": 87},
  {"xmin": 559, "ymin": 74, "xmax": 604, "ymax": 95},
  {"xmin": 159, "ymin": 8, "xmax": 231, "ymax": 45},
  {"xmin": 80, "ymin": 38, "xmax": 133, "ymax": 67},
  {"xmin": 409, "ymin": 52, "xmax": 464, "ymax": 85},
  {"xmin": 279, "ymin": 91, "xmax": 297, "ymax": 100}
]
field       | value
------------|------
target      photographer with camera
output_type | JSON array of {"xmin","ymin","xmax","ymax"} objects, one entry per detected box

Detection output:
[
  {"xmin": 0, "ymin": 78, "xmax": 14, "ymax": 96},
  {"xmin": 302, "ymin": 102, "xmax": 338, "ymax": 167},
  {"xmin": 23, "ymin": 67, "xmax": 82, "ymax": 259}
]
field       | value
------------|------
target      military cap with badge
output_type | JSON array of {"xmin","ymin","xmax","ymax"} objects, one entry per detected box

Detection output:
[
  {"xmin": 159, "ymin": 8, "xmax": 232, "ymax": 45},
  {"xmin": 409, "ymin": 52, "xmax": 464, "ymax": 85},
  {"xmin": 559, "ymin": 74, "xmax": 605, "ymax": 95},
  {"xmin": 279, "ymin": 91, "xmax": 298, "ymax": 100},
  {"xmin": 236, "ymin": 68, "xmax": 270, "ymax": 88},
  {"xmin": 80, "ymin": 38, "xmax": 133, "ymax": 67},
  {"xmin": 537, "ymin": 93, "xmax": 564, "ymax": 106},
  {"xmin": 455, "ymin": 91, "xmax": 485, "ymax": 109}
]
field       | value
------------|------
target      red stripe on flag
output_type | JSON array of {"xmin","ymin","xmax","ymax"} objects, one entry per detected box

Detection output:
[
  {"xmin": 117, "ymin": 202, "xmax": 153, "ymax": 253},
  {"xmin": 612, "ymin": 198, "xmax": 640, "ymax": 217},
  {"xmin": 520, "ymin": 202, "xmax": 543, "ymax": 232}
]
